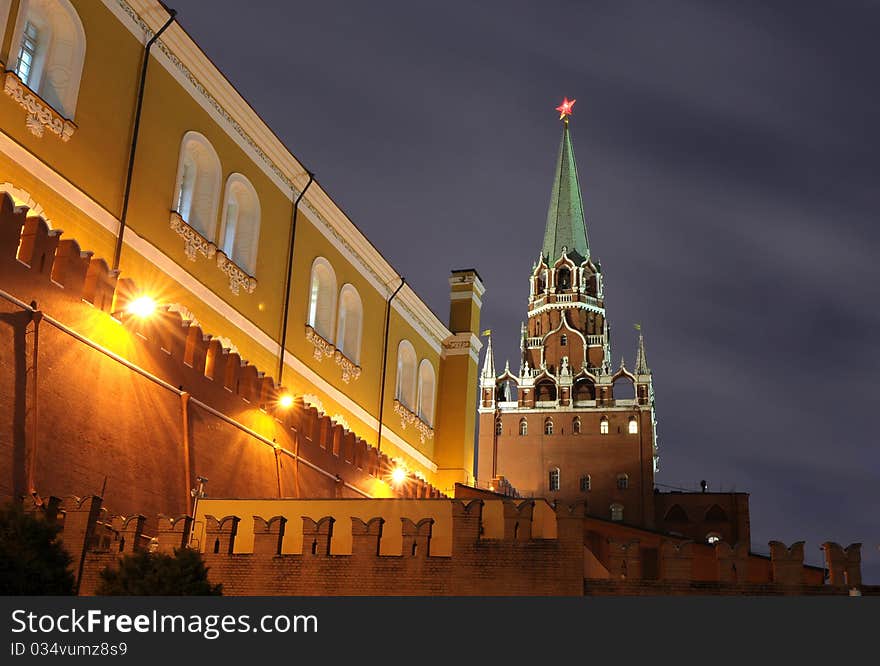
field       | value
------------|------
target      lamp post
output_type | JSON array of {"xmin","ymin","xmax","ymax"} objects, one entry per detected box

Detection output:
[{"xmin": 189, "ymin": 475, "xmax": 208, "ymax": 549}]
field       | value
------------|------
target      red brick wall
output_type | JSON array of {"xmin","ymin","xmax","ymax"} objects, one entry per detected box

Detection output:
[
  {"xmin": 654, "ymin": 491, "xmax": 751, "ymax": 545},
  {"xmin": 79, "ymin": 500, "xmax": 586, "ymax": 596},
  {"xmin": 479, "ymin": 408, "xmax": 656, "ymax": 526}
]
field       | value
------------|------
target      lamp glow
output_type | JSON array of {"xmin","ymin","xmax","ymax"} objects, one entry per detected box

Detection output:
[
  {"xmin": 126, "ymin": 296, "xmax": 157, "ymax": 318},
  {"xmin": 278, "ymin": 393, "xmax": 294, "ymax": 409},
  {"xmin": 391, "ymin": 466, "xmax": 407, "ymax": 486}
]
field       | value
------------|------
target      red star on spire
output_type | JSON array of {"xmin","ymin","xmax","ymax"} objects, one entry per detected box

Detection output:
[{"xmin": 556, "ymin": 97, "xmax": 576, "ymax": 121}]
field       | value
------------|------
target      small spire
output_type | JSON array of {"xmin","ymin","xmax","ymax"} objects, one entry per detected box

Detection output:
[
  {"xmin": 504, "ymin": 360, "xmax": 511, "ymax": 374},
  {"xmin": 634, "ymin": 327, "xmax": 650, "ymax": 375},
  {"xmin": 480, "ymin": 331, "xmax": 495, "ymax": 384},
  {"xmin": 619, "ymin": 356, "xmax": 626, "ymax": 369}
]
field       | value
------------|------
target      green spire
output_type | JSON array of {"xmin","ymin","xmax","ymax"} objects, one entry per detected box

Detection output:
[{"xmin": 542, "ymin": 121, "xmax": 590, "ymax": 264}]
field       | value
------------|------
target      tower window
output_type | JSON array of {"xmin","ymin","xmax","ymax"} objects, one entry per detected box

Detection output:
[
  {"xmin": 706, "ymin": 533, "xmax": 722, "ymax": 545},
  {"xmin": 15, "ymin": 22, "xmax": 39, "ymax": 87},
  {"xmin": 560, "ymin": 334, "xmax": 567, "ymax": 346},
  {"xmin": 617, "ymin": 474, "xmax": 629, "ymax": 490},
  {"xmin": 557, "ymin": 268, "xmax": 571, "ymax": 289},
  {"xmin": 628, "ymin": 417, "xmax": 638, "ymax": 434},
  {"xmin": 600, "ymin": 417, "xmax": 609, "ymax": 435},
  {"xmin": 580, "ymin": 474, "xmax": 591, "ymax": 492},
  {"xmin": 544, "ymin": 417, "xmax": 553, "ymax": 435},
  {"xmin": 549, "ymin": 467, "xmax": 560, "ymax": 492},
  {"xmin": 495, "ymin": 418, "xmax": 502, "ymax": 436},
  {"xmin": 519, "ymin": 418, "xmax": 528, "ymax": 436},
  {"xmin": 610, "ymin": 504, "xmax": 624, "ymax": 522},
  {"xmin": 572, "ymin": 416, "xmax": 581, "ymax": 434}
]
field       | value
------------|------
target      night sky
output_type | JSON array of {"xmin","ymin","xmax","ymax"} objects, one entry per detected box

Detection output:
[{"xmin": 166, "ymin": 0, "xmax": 879, "ymax": 581}]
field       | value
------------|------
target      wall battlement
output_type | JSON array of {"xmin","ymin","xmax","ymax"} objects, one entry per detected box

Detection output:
[
  {"xmin": 18, "ymin": 493, "xmax": 874, "ymax": 596},
  {"xmin": 44, "ymin": 494, "xmax": 586, "ymax": 596}
]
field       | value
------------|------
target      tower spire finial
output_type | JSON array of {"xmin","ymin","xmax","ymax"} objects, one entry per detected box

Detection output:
[
  {"xmin": 555, "ymin": 97, "xmax": 576, "ymax": 121},
  {"xmin": 634, "ymin": 324, "xmax": 650, "ymax": 375},
  {"xmin": 542, "ymin": 98, "xmax": 589, "ymax": 265},
  {"xmin": 480, "ymin": 329, "xmax": 495, "ymax": 386}
]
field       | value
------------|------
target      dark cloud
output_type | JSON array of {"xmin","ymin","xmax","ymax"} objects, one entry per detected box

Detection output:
[{"xmin": 169, "ymin": 0, "xmax": 880, "ymax": 580}]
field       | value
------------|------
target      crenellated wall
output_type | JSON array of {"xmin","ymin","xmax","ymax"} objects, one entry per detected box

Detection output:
[
  {"xmin": 0, "ymin": 193, "xmax": 441, "ymax": 524},
  {"xmin": 22, "ymin": 493, "xmax": 874, "ymax": 596},
  {"xmin": 70, "ymin": 496, "xmax": 586, "ymax": 596}
]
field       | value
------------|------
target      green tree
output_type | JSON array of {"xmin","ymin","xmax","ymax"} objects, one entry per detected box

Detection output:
[
  {"xmin": 96, "ymin": 547, "xmax": 222, "ymax": 595},
  {"xmin": 0, "ymin": 501, "xmax": 75, "ymax": 595}
]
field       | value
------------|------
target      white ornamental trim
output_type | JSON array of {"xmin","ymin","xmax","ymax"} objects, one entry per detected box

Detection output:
[
  {"xmin": 305, "ymin": 324, "xmax": 334, "ymax": 361},
  {"xmin": 393, "ymin": 399, "xmax": 434, "ymax": 444},
  {"xmin": 169, "ymin": 211, "xmax": 216, "ymax": 262},
  {"xmin": 333, "ymin": 350, "xmax": 362, "ymax": 383},
  {"xmin": 3, "ymin": 72, "xmax": 76, "ymax": 142},
  {"xmin": 216, "ymin": 252, "xmax": 257, "ymax": 295}
]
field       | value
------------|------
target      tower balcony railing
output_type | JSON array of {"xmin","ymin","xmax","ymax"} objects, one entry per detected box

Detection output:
[
  {"xmin": 530, "ymin": 292, "xmax": 602, "ymax": 308},
  {"xmin": 586, "ymin": 335, "xmax": 605, "ymax": 346},
  {"xmin": 525, "ymin": 336, "xmax": 543, "ymax": 348}
]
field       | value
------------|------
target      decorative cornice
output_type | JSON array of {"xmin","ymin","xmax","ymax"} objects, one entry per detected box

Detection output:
[
  {"xmin": 215, "ymin": 251, "xmax": 257, "ymax": 295},
  {"xmin": 305, "ymin": 324, "xmax": 334, "ymax": 361},
  {"xmin": 393, "ymin": 400, "xmax": 434, "ymax": 444},
  {"xmin": 3, "ymin": 72, "xmax": 76, "ymax": 142},
  {"xmin": 113, "ymin": 0, "xmax": 451, "ymax": 352},
  {"xmin": 169, "ymin": 211, "xmax": 216, "ymax": 262},
  {"xmin": 441, "ymin": 331, "xmax": 482, "ymax": 363},
  {"xmin": 333, "ymin": 350, "xmax": 362, "ymax": 383}
]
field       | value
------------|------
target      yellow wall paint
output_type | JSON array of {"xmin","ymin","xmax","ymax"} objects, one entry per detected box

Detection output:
[{"xmin": 0, "ymin": 0, "xmax": 479, "ymax": 488}]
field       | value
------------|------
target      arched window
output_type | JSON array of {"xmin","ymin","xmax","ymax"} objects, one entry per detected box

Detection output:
[
  {"xmin": 535, "ymin": 379, "xmax": 556, "ymax": 402},
  {"xmin": 560, "ymin": 334, "xmax": 568, "ymax": 346},
  {"xmin": 544, "ymin": 417, "xmax": 553, "ymax": 435},
  {"xmin": 706, "ymin": 533, "xmax": 722, "ymax": 545},
  {"xmin": 628, "ymin": 416, "xmax": 638, "ymax": 434},
  {"xmin": 610, "ymin": 504, "xmax": 624, "ymax": 522},
  {"xmin": 495, "ymin": 418, "xmax": 502, "ymax": 436},
  {"xmin": 580, "ymin": 474, "xmax": 591, "ymax": 492},
  {"xmin": 664, "ymin": 505, "xmax": 689, "ymax": 523},
  {"xmin": 172, "ymin": 131, "xmax": 221, "ymax": 241},
  {"xmin": 616, "ymin": 474, "xmax": 629, "ymax": 490},
  {"xmin": 308, "ymin": 257, "xmax": 337, "ymax": 341},
  {"xmin": 395, "ymin": 340, "xmax": 417, "ymax": 411},
  {"xmin": 417, "ymin": 359, "xmax": 436, "ymax": 426},
  {"xmin": 219, "ymin": 173, "xmax": 261, "ymax": 274},
  {"xmin": 11, "ymin": 0, "xmax": 86, "ymax": 118},
  {"xmin": 519, "ymin": 418, "xmax": 528, "ymax": 436},
  {"xmin": 600, "ymin": 416, "xmax": 609, "ymax": 435},
  {"xmin": 549, "ymin": 467, "xmax": 560, "ymax": 492},
  {"xmin": 572, "ymin": 416, "xmax": 581, "ymax": 434},
  {"xmin": 557, "ymin": 267, "xmax": 571, "ymax": 290},
  {"xmin": 574, "ymin": 378, "xmax": 595, "ymax": 403},
  {"xmin": 705, "ymin": 505, "xmax": 728, "ymax": 522},
  {"xmin": 335, "ymin": 284, "xmax": 363, "ymax": 364}
]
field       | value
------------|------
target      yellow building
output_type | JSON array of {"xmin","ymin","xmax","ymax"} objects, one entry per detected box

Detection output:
[{"xmin": 0, "ymin": 0, "xmax": 482, "ymax": 493}]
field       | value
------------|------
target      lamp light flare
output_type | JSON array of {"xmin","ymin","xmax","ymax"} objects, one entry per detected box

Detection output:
[
  {"xmin": 126, "ymin": 296, "xmax": 157, "ymax": 318},
  {"xmin": 391, "ymin": 466, "xmax": 407, "ymax": 486},
  {"xmin": 278, "ymin": 393, "xmax": 294, "ymax": 409}
]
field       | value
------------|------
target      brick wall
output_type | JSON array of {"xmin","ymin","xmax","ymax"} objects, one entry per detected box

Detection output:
[{"xmin": 78, "ymin": 498, "xmax": 586, "ymax": 596}]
